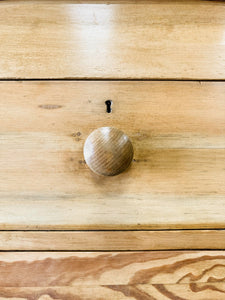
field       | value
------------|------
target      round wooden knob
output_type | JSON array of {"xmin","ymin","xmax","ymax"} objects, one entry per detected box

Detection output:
[{"xmin": 83, "ymin": 127, "xmax": 134, "ymax": 176}]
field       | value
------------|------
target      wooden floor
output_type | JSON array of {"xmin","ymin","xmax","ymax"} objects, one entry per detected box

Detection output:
[{"xmin": 0, "ymin": 0, "xmax": 225, "ymax": 299}]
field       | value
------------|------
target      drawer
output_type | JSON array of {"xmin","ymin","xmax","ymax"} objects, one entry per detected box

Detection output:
[
  {"xmin": 0, "ymin": 251, "xmax": 224, "ymax": 299},
  {"xmin": 1, "ymin": 0, "xmax": 225, "ymax": 79},
  {"xmin": 1, "ymin": 80, "xmax": 224, "ymax": 230}
]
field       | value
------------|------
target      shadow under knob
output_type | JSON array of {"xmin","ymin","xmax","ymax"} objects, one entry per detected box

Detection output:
[{"xmin": 83, "ymin": 127, "xmax": 134, "ymax": 176}]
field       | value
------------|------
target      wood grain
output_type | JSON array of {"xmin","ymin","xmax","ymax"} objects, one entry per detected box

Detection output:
[
  {"xmin": 1, "ymin": 0, "xmax": 225, "ymax": 79},
  {"xmin": 0, "ymin": 230, "xmax": 225, "ymax": 250},
  {"xmin": 84, "ymin": 127, "xmax": 134, "ymax": 176},
  {"xmin": 0, "ymin": 81, "xmax": 225, "ymax": 229},
  {"xmin": 0, "ymin": 284, "xmax": 225, "ymax": 300},
  {"xmin": 0, "ymin": 251, "xmax": 223, "ymax": 299}
]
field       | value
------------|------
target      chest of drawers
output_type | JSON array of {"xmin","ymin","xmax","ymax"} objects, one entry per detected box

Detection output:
[{"xmin": 0, "ymin": 1, "xmax": 225, "ymax": 299}]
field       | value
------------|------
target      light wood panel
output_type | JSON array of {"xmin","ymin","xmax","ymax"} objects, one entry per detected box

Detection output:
[
  {"xmin": 0, "ymin": 251, "xmax": 223, "ymax": 299},
  {"xmin": 0, "ymin": 230, "xmax": 225, "ymax": 250},
  {"xmin": 0, "ymin": 81, "xmax": 225, "ymax": 229},
  {"xmin": 1, "ymin": 0, "xmax": 225, "ymax": 79}
]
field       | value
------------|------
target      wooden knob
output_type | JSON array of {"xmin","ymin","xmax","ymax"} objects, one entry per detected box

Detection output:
[{"xmin": 83, "ymin": 127, "xmax": 134, "ymax": 176}]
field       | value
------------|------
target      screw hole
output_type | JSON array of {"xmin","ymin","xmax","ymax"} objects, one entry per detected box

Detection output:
[{"xmin": 105, "ymin": 100, "xmax": 112, "ymax": 113}]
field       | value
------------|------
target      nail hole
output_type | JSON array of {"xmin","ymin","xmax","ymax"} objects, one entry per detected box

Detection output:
[{"xmin": 105, "ymin": 100, "xmax": 112, "ymax": 113}]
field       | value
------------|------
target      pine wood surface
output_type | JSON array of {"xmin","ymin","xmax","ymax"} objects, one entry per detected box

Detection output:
[
  {"xmin": 0, "ymin": 251, "xmax": 223, "ymax": 299},
  {"xmin": 0, "ymin": 81, "xmax": 224, "ymax": 229},
  {"xmin": 0, "ymin": 230, "xmax": 224, "ymax": 251},
  {"xmin": 1, "ymin": 1, "xmax": 225, "ymax": 296},
  {"xmin": 1, "ymin": 0, "xmax": 225, "ymax": 79}
]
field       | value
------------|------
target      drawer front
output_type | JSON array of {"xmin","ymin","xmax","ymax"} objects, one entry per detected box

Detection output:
[
  {"xmin": 1, "ymin": 81, "xmax": 224, "ymax": 230},
  {"xmin": 1, "ymin": 0, "xmax": 225, "ymax": 79},
  {"xmin": 0, "ymin": 251, "xmax": 224, "ymax": 299}
]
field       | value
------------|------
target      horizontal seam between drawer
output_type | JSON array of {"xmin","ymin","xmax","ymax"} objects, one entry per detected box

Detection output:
[{"xmin": 1, "ymin": 78, "xmax": 225, "ymax": 82}]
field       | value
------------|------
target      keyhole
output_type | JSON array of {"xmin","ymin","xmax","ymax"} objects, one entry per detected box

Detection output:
[{"xmin": 105, "ymin": 100, "xmax": 112, "ymax": 113}]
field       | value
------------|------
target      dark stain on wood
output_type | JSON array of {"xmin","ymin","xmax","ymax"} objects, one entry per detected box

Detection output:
[
  {"xmin": 72, "ymin": 132, "xmax": 82, "ymax": 137},
  {"xmin": 153, "ymin": 284, "xmax": 186, "ymax": 300},
  {"xmin": 177, "ymin": 263, "xmax": 225, "ymax": 284},
  {"xmin": 106, "ymin": 285, "xmax": 157, "ymax": 300},
  {"xmin": 189, "ymin": 282, "xmax": 225, "ymax": 294},
  {"xmin": 129, "ymin": 255, "xmax": 225, "ymax": 285},
  {"xmin": 38, "ymin": 104, "xmax": 63, "ymax": 109},
  {"xmin": 0, "ymin": 288, "xmax": 83, "ymax": 300},
  {"xmin": 0, "ymin": 252, "xmax": 179, "ymax": 287}
]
